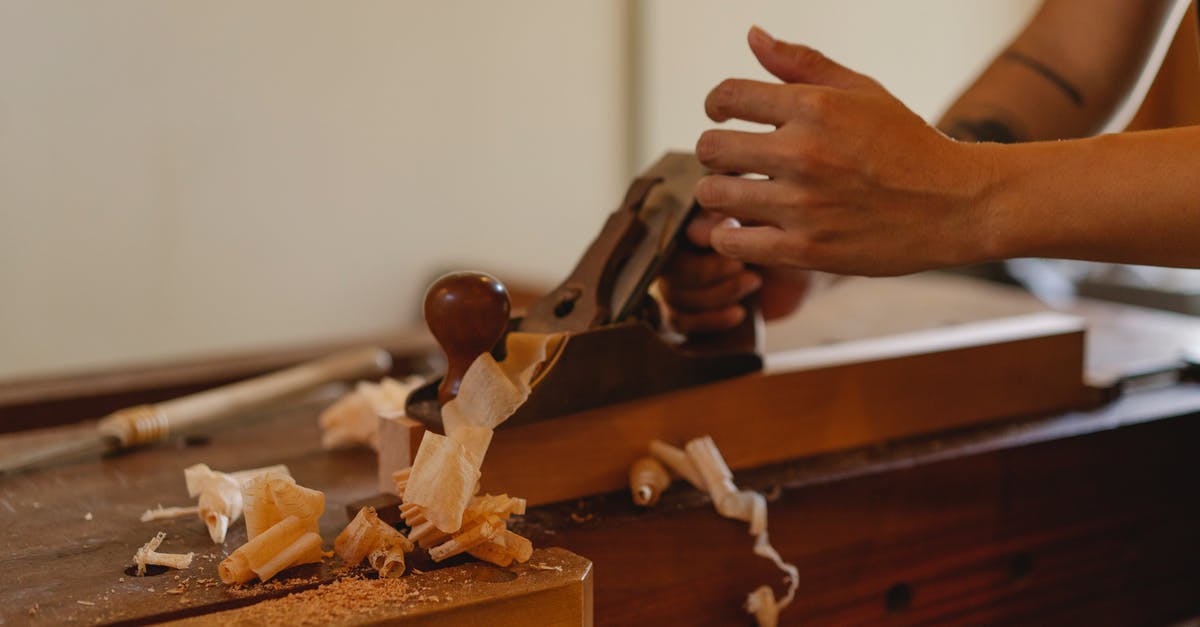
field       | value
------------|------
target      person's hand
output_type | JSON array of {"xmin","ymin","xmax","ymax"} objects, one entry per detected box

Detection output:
[
  {"xmin": 696, "ymin": 26, "xmax": 998, "ymax": 277},
  {"xmin": 660, "ymin": 209, "xmax": 812, "ymax": 335}
]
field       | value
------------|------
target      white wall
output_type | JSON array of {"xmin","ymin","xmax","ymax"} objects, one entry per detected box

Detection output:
[
  {"xmin": 0, "ymin": 1, "xmax": 628, "ymax": 378},
  {"xmin": 634, "ymin": 0, "xmax": 1040, "ymax": 169},
  {"xmin": 0, "ymin": 1, "xmax": 1041, "ymax": 380}
]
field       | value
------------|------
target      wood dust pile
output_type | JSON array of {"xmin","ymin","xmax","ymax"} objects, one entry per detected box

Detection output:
[{"xmin": 215, "ymin": 576, "xmax": 415, "ymax": 625}]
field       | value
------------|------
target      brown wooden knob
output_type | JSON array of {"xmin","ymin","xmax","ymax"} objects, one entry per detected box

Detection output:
[{"xmin": 424, "ymin": 271, "xmax": 511, "ymax": 405}]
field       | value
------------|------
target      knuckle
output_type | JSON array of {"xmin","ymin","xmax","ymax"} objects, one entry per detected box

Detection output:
[
  {"xmin": 800, "ymin": 88, "xmax": 833, "ymax": 116},
  {"xmin": 712, "ymin": 231, "xmax": 744, "ymax": 259},
  {"xmin": 779, "ymin": 233, "xmax": 814, "ymax": 267},
  {"xmin": 694, "ymin": 176, "xmax": 727, "ymax": 209},
  {"xmin": 784, "ymin": 187, "xmax": 815, "ymax": 210},
  {"xmin": 707, "ymin": 79, "xmax": 741, "ymax": 118},
  {"xmin": 783, "ymin": 139, "xmax": 818, "ymax": 173},
  {"xmin": 790, "ymin": 45, "xmax": 828, "ymax": 73},
  {"xmin": 694, "ymin": 131, "xmax": 722, "ymax": 164}
]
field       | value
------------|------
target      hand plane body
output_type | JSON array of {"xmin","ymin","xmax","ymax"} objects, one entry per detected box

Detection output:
[{"xmin": 407, "ymin": 152, "xmax": 763, "ymax": 430}]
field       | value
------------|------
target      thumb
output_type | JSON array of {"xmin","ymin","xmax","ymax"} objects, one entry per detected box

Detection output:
[{"xmin": 747, "ymin": 25, "xmax": 869, "ymax": 90}]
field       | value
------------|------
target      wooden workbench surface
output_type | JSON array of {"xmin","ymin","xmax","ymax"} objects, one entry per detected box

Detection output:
[
  {"xmin": 4, "ymin": 274, "xmax": 1200, "ymax": 625},
  {"xmin": 4, "ymin": 384, "xmax": 1200, "ymax": 624},
  {"xmin": 1, "ymin": 396, "xmax": 584, "ymax": 625}
]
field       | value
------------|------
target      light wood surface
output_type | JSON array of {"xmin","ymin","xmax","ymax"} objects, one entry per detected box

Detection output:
[
  {"xmin": 762, "ymin": 273, "xmax": 1052, "ymax": 352},
  {"xmin": 165, "ymin": 547, "xmax": 592, "ymax": 627},
  {"xmin": 478, "ymin": 322, "xmax": 1088, "ymax": 506},
  {"xmin": 467, "ymin": 274, "xmax": 1093, "ymax": 505}
]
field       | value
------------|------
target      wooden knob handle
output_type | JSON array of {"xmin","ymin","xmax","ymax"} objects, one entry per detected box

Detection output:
[{"xmin": 424, "ymin": 271, "xmax": 511, "ymax": 405}]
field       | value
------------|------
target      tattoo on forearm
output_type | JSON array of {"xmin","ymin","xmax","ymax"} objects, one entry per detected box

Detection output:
[
  {"xmin": 944, "ymin": 118, "xmax": 1023, "ymax": 144},
  {"xmin": 1002, "ymin": 50, "xmax": 1084, "ymax": 108}
]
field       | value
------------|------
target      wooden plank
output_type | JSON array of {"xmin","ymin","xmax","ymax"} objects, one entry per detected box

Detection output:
[
  {"xmin": 164, "ymin": 547, "xmax": 592, "ymax": 627},
  {"xmin": 478, "ymin": 318, "xmax": 1091, "ymax": 506},
  {"xmin": 514, "ymin": 403, "xmax": 1200, "ymax": 626},
  {"xmin": 2, "ymin": 354, "xmax": 1198, "ymax": 625},
  {"xmin": 761, "ymin": 273, "xmax": 1055, "ymax": 352}
]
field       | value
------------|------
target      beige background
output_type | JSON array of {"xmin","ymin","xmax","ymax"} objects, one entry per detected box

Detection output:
[{"xmin": 0, "ymin": 1, "xmax": 1040, "ymax": 379}]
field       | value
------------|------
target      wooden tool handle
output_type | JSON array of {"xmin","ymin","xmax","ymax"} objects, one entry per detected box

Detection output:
[
  {"xmin": 423, "ymin": 272, "xmax": 511, "ymax": 405},
  {"xmin": 97, "ymin": 346, "xmax": 392, "ymax": 447}
]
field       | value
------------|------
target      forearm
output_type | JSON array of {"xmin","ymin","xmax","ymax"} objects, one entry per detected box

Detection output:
[
  {"xmin": 980, "ymin": 125, "xmax": 1200, "ymax": 266},
  {"xmin": 939, "ymin": 0, "xmax": 1190, "ymax": 142}
]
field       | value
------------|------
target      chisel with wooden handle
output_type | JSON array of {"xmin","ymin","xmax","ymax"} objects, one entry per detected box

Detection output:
[{"xmin": 0, "ymin": 346, "xmax": 391, "ymax": 475}]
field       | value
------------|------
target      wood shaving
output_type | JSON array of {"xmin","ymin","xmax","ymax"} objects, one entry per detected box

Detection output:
[
  {"xmin": 335, "ymin": 506, "xmax": 413, "ymax": 577},
  {"xmin": 186, "ymin": 463, "xmax": 291, "ymax": 543},
  {"xmin": 319, "ymin": 376, "xmax": 424, "ymax": 450},
  {"xmin": 242, "ymin": 472, "xmax": 320, "ymax": 541},
  {"xmin": 141, "ymin": 505, "xmax": 200, "ymax": 522},
  {"xmin": 647, "ymin": 436, "xmax": 799, "ymax": 627},
  {"xmin": 398, "ymin": 332, "xmax": 554, "ymax": 568},
  {"xmin": 132, "ymin": 531, "xmax": 194, "ymax": 576},
  {"xmin": 219, "ymin": 515, "xmax": 323, "ymax": 584}
]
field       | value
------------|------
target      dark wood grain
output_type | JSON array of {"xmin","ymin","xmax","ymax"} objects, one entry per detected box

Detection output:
[
  {"xmin": 4, "ymin": 282, "xmax": 1200, "ymax": 625},
  {"xmin": 511, "ymin": 396, "xmax": 1200, "ymax": 626},
  {"xmin": 4, "ymin": 383, "xmax": 1200, "ymax": 625}
]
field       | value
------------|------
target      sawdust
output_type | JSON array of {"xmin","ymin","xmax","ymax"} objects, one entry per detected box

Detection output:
[
  {"xmin": 223, "ymin": 574, "xmax": 323, "ymax": 598},
  {"xmin": 215, "ymin": 576, "xmax": 417, "ymax": 625}
]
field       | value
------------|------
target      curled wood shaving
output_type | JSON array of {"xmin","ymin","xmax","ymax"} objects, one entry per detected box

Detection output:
[
  {"xmin": 140, "ymin": 505, "xmax": 200, "ymax": 522},
  {"xmin": 133, "ymin": 531, "xmax": 194, "ymax": 576},
  {"xmin": 648, "ymin": 436, "xmax": 799, "ymax": 627},
  {"xmin": 335, "ymin": 506, "xmax": 413, "ymax": 578},
  {"xmin": 319, "ymin": 376, "xmax": 424, "ymax": 450},
  {"xmin": 398, "ymin": 332, "xmax": 555, "ymax": 567}
]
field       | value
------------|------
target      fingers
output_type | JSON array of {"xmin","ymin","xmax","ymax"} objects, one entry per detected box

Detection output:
[
  {"xmin": 694, "ymin": 175, "xmax": 801, "ymax": 225},
  {"xmin": 671, "ymin": 306, "xmax": 747, "ymax": 335},
  {"xmin": 758, "ymin": 267, "xmax": 811, "ymax": 321},
  {"xmin": 660, "ymin": 237, "xmax": 762, "ymax": 335},
  {"xmin": 710, "ymin": 222, "xmax": 793, "ymax": 266},
  {"xmin": 685, "ymin": 209, "xmax": 725, "ymax": 248},
  {"xmin": 663, "ymin": 270, "xmax": 761, "ymax": 312},
  {"xmin": 705, "ymin": 79, "xmax": 798, "ymax": 126},
  {"xmin": 662, "ymin": 246, "xmax": 745, "ymax": 289},
  {"xmin": 695, "ymin": 129, "xmax": 782, "ymax": 175},
  {"xmin": 747, "ymin": 26, "xmax": 868, "ymax": 90}
]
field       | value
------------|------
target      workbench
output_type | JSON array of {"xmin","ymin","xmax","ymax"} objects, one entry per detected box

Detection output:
[{"xmin": 2, "ymin": 274, "xmax": 1199, "ymax": 625}]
